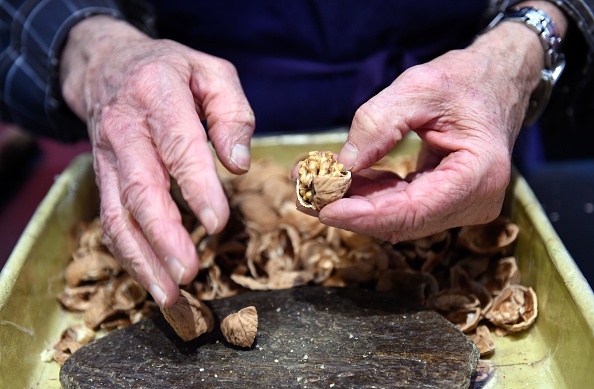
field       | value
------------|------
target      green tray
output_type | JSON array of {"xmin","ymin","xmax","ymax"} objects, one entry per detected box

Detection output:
[{"xmin": 1, "ymin": 132, "xmax": 593, "ymax": 388}]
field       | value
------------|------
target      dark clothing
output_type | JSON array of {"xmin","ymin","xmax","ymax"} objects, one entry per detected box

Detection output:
[
  {"xmin": 1, "ymin": 0, "xmax": 594, "ymax": 161},
  {"xmin": 154, "ymin": 0, "xmax": 488, "ymax": 134}
]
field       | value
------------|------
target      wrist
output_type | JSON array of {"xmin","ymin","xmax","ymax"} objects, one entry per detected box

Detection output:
[
  {"xmin": 474, "ymin": 3, "xmax": 567, "ymax": 126},
  {"xmin": 472, "ymin": 21, "xmax": 544, "ymax": 110},
  {"xmin": 59, "ymin": 15, "xmax": 147, "ymax": 121}
]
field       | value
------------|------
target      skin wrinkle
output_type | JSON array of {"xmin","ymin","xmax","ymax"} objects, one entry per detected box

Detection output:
[
  {"xmin": 100, "ymin": 105, "xmax": 198, "ymax": 291},
  {"xmin": 156, "ymin": 129, "xmax": 197, "ymax": 175},
  {"xmin": 177, "ymin": 166, "xmax": 215, "ymax": 210},
  {"xmin": 329, "ymin": 142, "xmax": 505, "ymax": 242},
  {"xmin": 116, "ymin": 140, "xmax": 200, "ymax": 273},
  {"xmin": 206, "ymin": 106, "xmax": 255, "ymax": 135},
  {"xmin": 102, "ymin": 188, "xmax": 178, "ymax": 306},
  {"xmin": 208, "ymin": 110, "xmax": 253, "ymax": 150},
  {"xmin": 95, "ymin": 106, "xmax": 149, "ymax": 152},
  {"xmin": 121, "ymin": 182, "xmax": 172, "ymax": 235}
]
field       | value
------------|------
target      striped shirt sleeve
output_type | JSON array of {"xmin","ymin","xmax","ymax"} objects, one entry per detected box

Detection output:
[{"xmin": 0, "ymin": 0, "xmax": 124, "ymax": 141}]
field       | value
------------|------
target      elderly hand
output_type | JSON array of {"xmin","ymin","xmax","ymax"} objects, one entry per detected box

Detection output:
[
  {"xmin": 318, "ymin": 12, "xmax": 562, "ymax": 243},
  {"xmin": 60, "ymin": 16, "xmax": 255, "ymax": 307}
]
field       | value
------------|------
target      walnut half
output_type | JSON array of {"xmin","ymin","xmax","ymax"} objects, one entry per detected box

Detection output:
[
  {"xmin": 296, "ymin": 151, "xmax": 352, "ymax": 211},
  {"xmin": 160, "ymin": 290, "xmax": 215, "ymax": 341},
  {"xmin": 220, "ymin": 306, "xmax": 258, "ymax": 348}
]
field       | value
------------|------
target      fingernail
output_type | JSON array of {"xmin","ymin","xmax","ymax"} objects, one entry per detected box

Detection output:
[
  {"xmin": 149, "ymin": 283, "xmax": 168, "ymax": 307},
  {"xmin": 339, "ymin": 141, "xmax": 358, "ymax": 170},
  {"xmin": 199, "ymin": 206, "xmax": 219, "ymax": 234},
  {"xmin": 231, "ymin": 143, "xmax": 251, "ymax": 171},
  {"xmin": 164, "ymin": 256, "xmax": 186, "ymax": 284}
]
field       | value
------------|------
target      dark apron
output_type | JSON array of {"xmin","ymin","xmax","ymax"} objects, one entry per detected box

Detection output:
[{"xmin": 153, "ymin": 0, "xmax": 489, "ymax": 133}]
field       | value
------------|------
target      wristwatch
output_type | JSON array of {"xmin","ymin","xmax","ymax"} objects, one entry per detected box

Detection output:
[{"xmin": 485, "ymin": 7, "xmax": 566, "ymax": 126}]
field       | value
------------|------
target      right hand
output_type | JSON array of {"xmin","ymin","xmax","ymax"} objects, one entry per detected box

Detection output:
[{"xmin": 60, "ymin": 16, "xmax": 255, "ymax": 307}]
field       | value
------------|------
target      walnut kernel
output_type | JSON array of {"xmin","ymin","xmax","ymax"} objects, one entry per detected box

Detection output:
[{"xmin": 296, "ymin": 151, "xmax": 351, "ymax": 211}]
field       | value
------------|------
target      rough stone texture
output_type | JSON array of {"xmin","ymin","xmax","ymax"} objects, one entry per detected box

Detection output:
[{"xmin": 61, "ymin": 286, "xmax": 479, "ymax": 388}]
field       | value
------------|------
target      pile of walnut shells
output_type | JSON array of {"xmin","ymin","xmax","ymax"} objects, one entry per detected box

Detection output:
[{"xmin": 46, "ymin": 151, "xmax": 537, "ymax": 364}]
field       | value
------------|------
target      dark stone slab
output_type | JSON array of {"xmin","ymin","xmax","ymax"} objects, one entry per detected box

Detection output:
[{"xmin": 60, "ymin": 286, "xmax": 479, "ymax": 388}]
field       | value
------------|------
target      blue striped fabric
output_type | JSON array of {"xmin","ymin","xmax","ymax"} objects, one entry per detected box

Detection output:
[{"xmin": 0, "ymin": 0, "xmax": 123, "ymax": 141}]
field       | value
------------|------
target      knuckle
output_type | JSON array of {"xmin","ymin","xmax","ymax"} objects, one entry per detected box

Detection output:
[
  {"xmin": 123, "ymin": 254, "xmax": 149, "ymax": 286},
  {"xmin": 353, "ymin": 103, "xmax": 383, "ymax": 132},
  {"xmin": 218, "ymin": 106, "xmax": 256, "ymax": 134},
  {"xmin": 120, "ymin": 174, "xmax": 157, "ymax": 216},
  {"xmin": 175, "ymin": 169, "xmax": 208, "ymax": 204},
  {"xmin": 160, "ymin": 130, "xmax": 194, "ymax": 166},
  {"xmin": 99, "ymin": 206, "xmax": 126, "ymax": 252},
  {"xmin": 128, "ymin": 60, "xmax": 171, "ymax": 86},
  {"xmin": 213, "ymin": 57, "xmax": 239, "ymax": 77}
]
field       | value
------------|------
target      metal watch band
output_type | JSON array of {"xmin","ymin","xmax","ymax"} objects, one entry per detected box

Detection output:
[{"xmin": 485, "ymin": 7, "xmax": 566, "ymax": 126}]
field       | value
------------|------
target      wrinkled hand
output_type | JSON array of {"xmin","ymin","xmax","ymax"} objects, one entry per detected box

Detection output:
[
  {"xmin": 319, "ymin": 22, "xmax": 545, "ymax": 242},
  {"xmin": 60, "ymin": 16, "xmax": 255, "ymax": 307}
]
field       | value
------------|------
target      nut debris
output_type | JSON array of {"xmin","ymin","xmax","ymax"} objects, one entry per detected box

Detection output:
[{"xmin": 296, "ymin": 151, "xmax": 351, "ymax": 211}]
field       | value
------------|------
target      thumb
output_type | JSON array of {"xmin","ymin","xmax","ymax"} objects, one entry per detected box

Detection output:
[
  {"xmin": 338, "ymin": 71, "xmax": 441, "ymax": 172},
  {"xmin": 338, "ymin": 93, "xmax": 409, "ymax": 172}
]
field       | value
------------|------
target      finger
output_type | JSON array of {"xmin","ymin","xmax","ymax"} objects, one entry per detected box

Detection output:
[
  {"xmin": 338, "ymin": 69, "xmax": 442, "ymax": 172},
  {"xmin": 319, "ymin": 180, "xmax": 453, "ymax": 243},
  {"xmin": 321, "ymin": 150, "xmax": 503, "ymax": 242},
  {"xmin": 346, "ymin": 170, "xmax": 409, "ymax": 200},
  {"xmin": 191, "ymin": 55, "xmax": 256, "ymax": 175},
  {"xmin": 110, "ymin": 121, "xmax": 201, "ymax": 286},
  {"xmin": 94, "ymin": 147, "xmax": 179, "ymax": 307},
  {"xmin": 145, "ymin": 71, "xmax": 230, "ymax": 236},
  {"xmin": 351, "ymin": 167, "xmax": 405, "ymax": 182}
]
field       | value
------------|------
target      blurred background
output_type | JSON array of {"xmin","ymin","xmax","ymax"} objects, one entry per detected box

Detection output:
[{"xmin": 0, "ymin": 122, "xmax": 592, "ymax": 287}]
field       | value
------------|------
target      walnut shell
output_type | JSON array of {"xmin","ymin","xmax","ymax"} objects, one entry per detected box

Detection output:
[
  {"xmin": 65, "ymin": 248, "xmax": 122, "ymax": 287},
  {"xmin": 45, "ymin": 324, "xmax": 96, "ymax": 365},
  {"xmin": 425, "ymin": 289, "xmax": 482, "ymax": 333},
  {"xmin": 220, "ymin": 306, "xmax": 258, "ymax": 348},
  {"xmin": 485, "ymin": 284, "xmax": 538, "ymax": 333},
  {"xmin": 160, "ymin": 290, "xmax": 214, "ymax": 341},
  {"xmin": 485, "ymin": 256, "xmax": 522, "ymax": 295},
  {"xmin": 296, "ymin": 151, "xmax": 351, "ymax": 211},
  {"xmin": 457, "ymin": 216, "xmax": 519, "ymax": 254}
]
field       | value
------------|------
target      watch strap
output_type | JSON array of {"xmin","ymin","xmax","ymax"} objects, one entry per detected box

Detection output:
[{"xmin": 485, "ymin": 7, "xmax": 566, "ymax": 126}]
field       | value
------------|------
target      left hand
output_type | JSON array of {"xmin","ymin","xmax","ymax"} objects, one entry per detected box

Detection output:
[{"xmin": 315, "ymin": 20, "xmax": 546, "ymax": 242}]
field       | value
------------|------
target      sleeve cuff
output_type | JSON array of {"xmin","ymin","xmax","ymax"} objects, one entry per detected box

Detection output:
[{"xmin": 4, "ymin": 0, "xmax": 125, "ymax": 141}]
